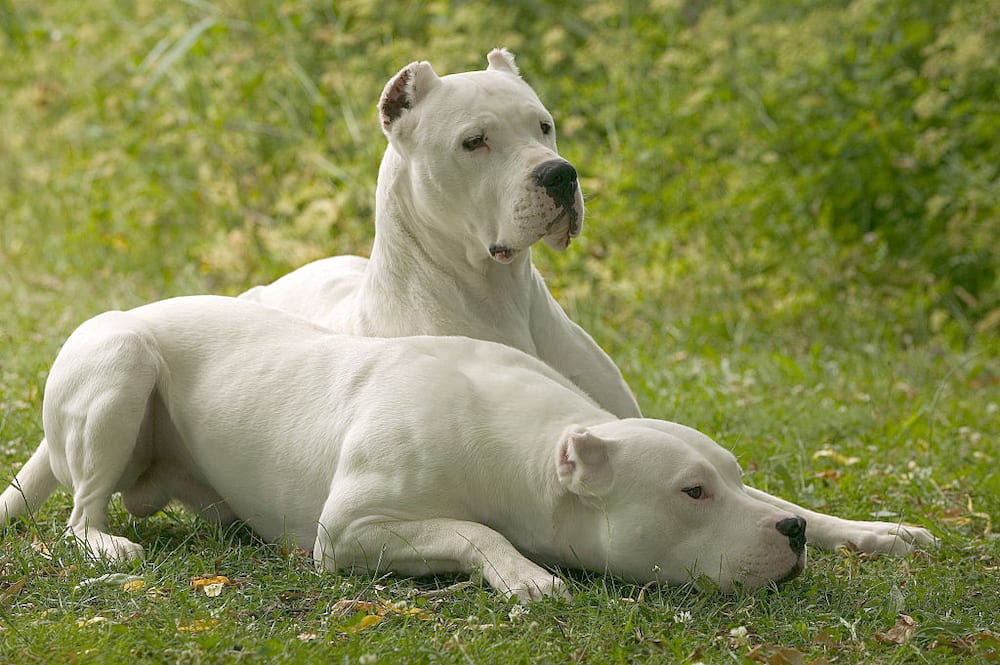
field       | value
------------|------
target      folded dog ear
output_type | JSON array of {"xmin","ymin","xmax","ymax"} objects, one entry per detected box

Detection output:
[
  {"xmin": 379, "ymin": 60, "xmax": 441, "ymax": 135},
  {"xmin": 556, "ymin": 425, "xmax": 613, "ymax": 497},
  {"xmin": 486, "ymin": 48, "xmax": 520, "ymax": 76}
]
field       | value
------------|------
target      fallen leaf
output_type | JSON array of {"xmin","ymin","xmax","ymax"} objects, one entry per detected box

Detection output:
[
  {"xmin": 332, "ymin": 596, "xmax": 436, "ymax": 634},
  {"xmin": 943, "ymin": 629, "xmax": 1000, "ymax": 653},
  {"xmin": 190, "ymin": 575, "xmax": 230, "ymax": 594},
  {"xmin": 30, "ymin": 537, "xmax": 52, "ymax": 559},
  {"xmin": 1, "ymin": 579, "xmax": 26, "ymax": 603},
  {"xmin": 874, "ymin": 614, "xmax": 916, "ymax": 645},
  {"xmin": 330, "ymin": 599, "xmax": 379, "ymax": 616},
  {"xmin": 341, "ymin": 614, "xmax": 384, "ymax": 633},
  {"xmin": 941, "ymin": 516, "xmax": 971, "ymax": 526},
  {"xmin": 746, "ymin": 644, "xmax": 806, "ymax": 665},
  {"xmin": 812, "ymin": 449, "xmax": 860, "ymax": 465},
  {"xmin": 122, "ymin": 580, "xmax": 146, "ymax": 593},
  {"xmin": 177, "ymin": 619, "xmax": 218, "ymax": 632},
  {"xmin": 145, "ymin": 586, "xmax": 169, "ymax": 599},
  {"xmin": 76, "ymin": 616, "xmax": 110, "ymax": 627},
  {"xmin": 296, "ymin": 631, "xmax": 319, "ymax": 641}
]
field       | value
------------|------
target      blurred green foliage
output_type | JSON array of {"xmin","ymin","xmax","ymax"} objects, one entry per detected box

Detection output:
[{"xmin": 1, "ymin": 0, "xmax": 997, "ymax": 344}]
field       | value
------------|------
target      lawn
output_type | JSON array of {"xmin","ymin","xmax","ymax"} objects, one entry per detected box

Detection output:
[{"xmin": 1, "ymin": 1, "xmax": 998, "ymax": 663}]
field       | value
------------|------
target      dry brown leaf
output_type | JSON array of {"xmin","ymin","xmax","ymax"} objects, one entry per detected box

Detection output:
[
  {"xmin": 330, "ymin": 599, "xmax": 379, "ymax": 616},
  {"xmin": 874, "ymin": 614, "xmax": 916, "ymax": 645},
  {"xmin": 30, "ymin": 537, "xmax": 53, "ymax": 559},
  {"xmin": 0, "ymin": 579, "xmax": 26, "ymax": 603},
  {"xmin": 331, "ymin": 597, "xmax": 433, "ymax": 633},
  {"xmin": 746, "ymin": 644, "xmax": 806, "ymax": 665}
]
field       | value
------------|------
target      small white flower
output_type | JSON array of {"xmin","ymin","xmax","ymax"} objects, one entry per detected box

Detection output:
[
  {"xmin": 728, "ymin": 625, "xmax": 749, "ymax": 646},
  {"xmin": 672, "ymin": 611, "xmax": 693, "ymax": 624},
  {"xmin": 202, "ymin": 583, "xmax": 224, "ymax": 597},
  {"xmin": 508, "ymin": 605, "xmax": 528, "ymax": 622}
]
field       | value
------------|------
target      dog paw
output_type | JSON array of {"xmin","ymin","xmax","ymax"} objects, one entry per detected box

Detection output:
[
  {"xmin": 505, "ymin": 574, "xmax": 569, "ymax": 603},
  {"xmin": 66, "ymin": 528, "xmax": 145, "ymax": 562},
  {"xmin": 821, "ymin": 520, "xmax": 938, "ymax": 555}
]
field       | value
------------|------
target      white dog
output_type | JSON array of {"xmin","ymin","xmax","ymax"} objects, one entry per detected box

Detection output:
[
  {"xmin": 2, "ymin": 298, "xmax": 935, "ymax": 600},
  {"xmin": 240, "ymin": 49, "xmax": 642, "ymax": 419}
]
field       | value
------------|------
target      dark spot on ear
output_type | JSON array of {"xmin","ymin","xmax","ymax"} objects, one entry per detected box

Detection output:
[{"xmin": 380, "ymin": 68, "xmax": 413, "ymax": 131}]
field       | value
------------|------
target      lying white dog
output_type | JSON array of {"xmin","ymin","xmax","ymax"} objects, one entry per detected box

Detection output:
[
  {"xmin": 2, "ymin": 298, "xmax": 935, "ymax": 599},
  {"xmin": 240, "ymin": 48, "xmax": 642, "ymax": 419}
]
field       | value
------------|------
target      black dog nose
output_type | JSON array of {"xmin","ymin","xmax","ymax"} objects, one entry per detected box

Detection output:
[
  {"xmin": 776, "ymin": 516, "xmax": 807, "ymax": 555},
  {"xmin": 532, "ymin": 159, "xmax": 578, "ymax": 207}
]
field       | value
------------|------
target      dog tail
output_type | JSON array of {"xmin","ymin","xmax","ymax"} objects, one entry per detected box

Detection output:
[{"xmin": 1, "ymin": 438, "xmax": 58, "ymax": 523}]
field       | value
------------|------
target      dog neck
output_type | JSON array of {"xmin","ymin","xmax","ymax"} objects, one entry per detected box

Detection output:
[{"xmin": 356, "ymin": 149, "xmax": 540, "ymax": 351}]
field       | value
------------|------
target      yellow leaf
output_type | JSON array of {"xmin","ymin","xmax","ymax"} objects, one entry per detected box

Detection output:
[
  {"xmin": 812, "ymin": 449, "xmax": 860, "ymax": 465},
  {"xmin": 177, "ymin": 619, "xmax": 218, "ymax": 632},
  {"xmin": 190, "ymin": 575, "xmax": 230, "ymax": 590},
  {"xmin": 122, "ymin": 580, "xmax": 145, "ymax": 593},
  {"xmin": 342, "ymin": 614, "xmax": 384, "ymax": 633}
]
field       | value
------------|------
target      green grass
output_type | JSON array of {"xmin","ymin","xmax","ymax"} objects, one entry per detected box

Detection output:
[{"xmin": 2, "ymin": 1, "xmax": 998, "ymax": 663}]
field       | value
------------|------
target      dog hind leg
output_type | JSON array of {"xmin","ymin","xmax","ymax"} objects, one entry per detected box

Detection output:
[
  {"xmin": 1, "ymin": 438, "xmax": 59, "ymax": 523},
  {"xmin": 46, "ymin": 328, "xmax": 160, "ymax": 561}
]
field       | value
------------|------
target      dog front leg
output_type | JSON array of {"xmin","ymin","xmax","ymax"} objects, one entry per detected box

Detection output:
[
  {"xmin": 529, "ymin": 283, "xmax": 641, "ymax": 419},
  {"xmin": 315, "ymin": 516, "xmax": 567, "ymax": 602},
  {"xmin": 743, "ymin": 486, "xmax": 938, "ymax": 554}
]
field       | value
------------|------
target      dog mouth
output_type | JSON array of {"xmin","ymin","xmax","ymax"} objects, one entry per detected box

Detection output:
[
  {"xmin": 775, "ymin": 554, "xmax": 807, "ymax": 586},
  {"xmin": 491, "ymin": 202, "xmax": 581, "ymax": 263},
  {"xmin": 489, "ymin": 245, "xmax": 518, "ymax": 264},
  {"xmin": 542, "ymin": 206, "xmax": 581, "ymax": 251}
]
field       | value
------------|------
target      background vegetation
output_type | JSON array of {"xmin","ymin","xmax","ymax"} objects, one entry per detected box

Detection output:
[{"xmin": 1, "ymin": 0, "xmax": 997, "ymax": 663}]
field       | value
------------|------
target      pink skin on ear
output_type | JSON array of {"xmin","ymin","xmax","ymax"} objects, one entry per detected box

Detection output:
[
  {"xmin": 557, "ymin": 426, "xmax": 612, "ymax": 496},
  {"xmin": 486, "ymin": 48, "xmax": 520, "ymax": 76}
]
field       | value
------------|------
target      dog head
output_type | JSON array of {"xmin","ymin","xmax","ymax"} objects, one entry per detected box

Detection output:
[
  {"xmin": 377, "ymin": 48, "xmax": 584, "ymax": 265},
  {"xmin": 555, "ymin": 419, "xmax": 807, "ymax": 592}
]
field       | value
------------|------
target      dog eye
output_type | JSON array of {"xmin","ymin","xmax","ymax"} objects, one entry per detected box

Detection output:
[
  {"xmin": 540, "ymin": 121, "xmax": 552, "ymax": 135},
  {"xmin": 682, "ymin": 486, "xmax": 704, "ymax": 500},
  {"xmin": 462, "ymin": 135, "xmax": 486, "ymax": 151}
]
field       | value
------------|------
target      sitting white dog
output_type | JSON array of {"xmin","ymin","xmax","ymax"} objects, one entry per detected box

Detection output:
[
  {"xmin": 2, "ymin": 298, "xmax": 934, "ymax": 599},
  {"xmin": 240, "ymin": 48, "xmax": 642, "ymax": 419}
]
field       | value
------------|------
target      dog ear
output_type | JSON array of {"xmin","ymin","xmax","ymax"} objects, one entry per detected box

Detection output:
[
  {"xmin": 378, "ymin": 60, "xmax": 441, "ymax": 135},
  {"xmin": 556, "ymin": 425, "xmax": 613, "ymax": 497},
  {"xmin": 486, "ymin": 48, "xmax": 520, "ymax": 77}
]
